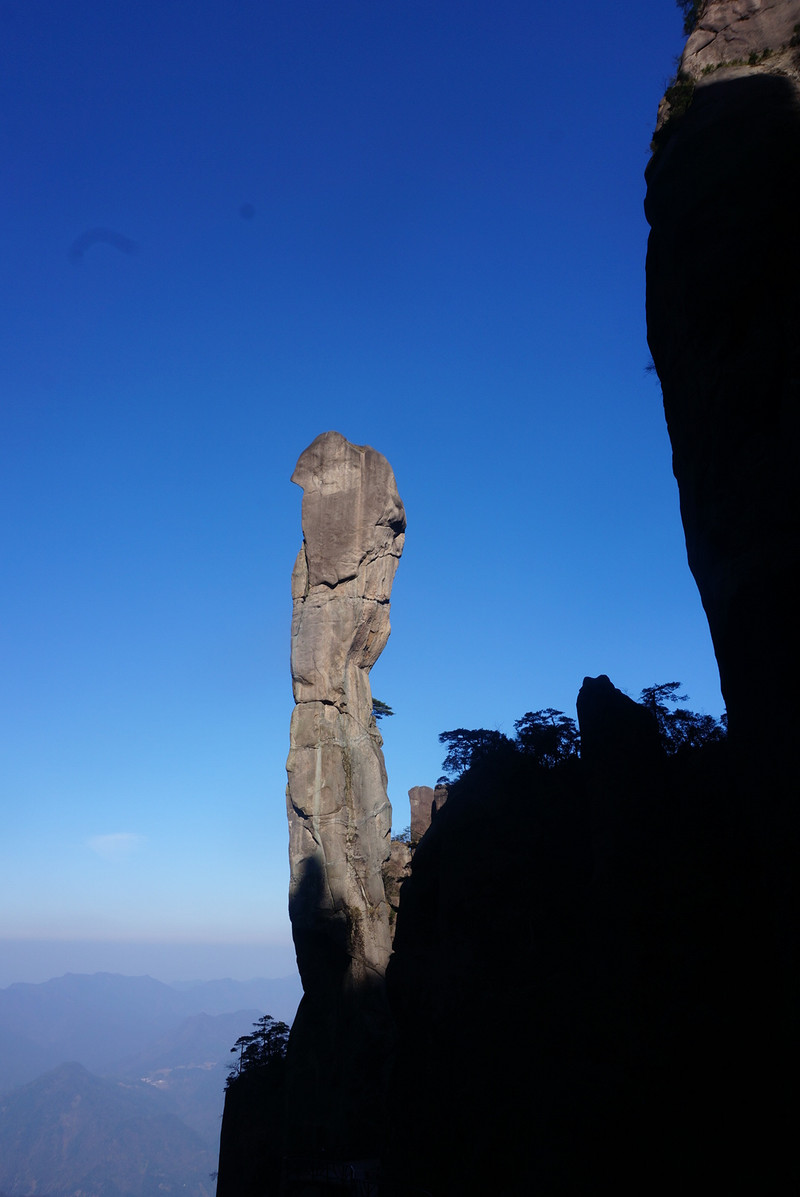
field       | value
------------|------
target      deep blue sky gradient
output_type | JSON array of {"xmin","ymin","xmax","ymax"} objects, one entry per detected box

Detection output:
[{"xmin": 0, "ymin": 1, "xmax": 720, "ymax": 983}]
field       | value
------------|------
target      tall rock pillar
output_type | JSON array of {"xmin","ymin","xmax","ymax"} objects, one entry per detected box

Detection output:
[{"xmin": 285, "ymin": 430, "xmax": 405, "ymax": 1158}]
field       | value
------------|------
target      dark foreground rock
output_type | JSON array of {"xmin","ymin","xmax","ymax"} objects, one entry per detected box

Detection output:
[
  {"xmin": 385, "ymin": 676, "xmax": 784, "ymax": 1193},
  {"xmin": 646, "ymin": 9, "xmax": 800, "ymax": 1186}
]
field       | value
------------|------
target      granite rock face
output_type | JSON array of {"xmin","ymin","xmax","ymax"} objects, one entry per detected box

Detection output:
[
  {"xmin": 682, "ymin": 0, "xmax": 800, "ymax": 76},
  {"xmin": 407, "ymin": 785, "xmax": 434, "ymax": 844},
  {"xmin": 285, "ymin": 431, "xmax": 405, "ymax": 1156},
  {"xmin": 382, "ymin": 839, "xmax": 412, "ymax": 938}
]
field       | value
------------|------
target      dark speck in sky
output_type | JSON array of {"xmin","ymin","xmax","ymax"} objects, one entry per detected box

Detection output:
[{"xmin": 68, "ymin": 228, "xmax": 139, "ymax": 263}]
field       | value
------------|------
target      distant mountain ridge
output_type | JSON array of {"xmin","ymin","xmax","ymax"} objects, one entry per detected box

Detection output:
[
  {"xmin": 0, "ymin": 970, "xmax": 301, "ymax": 1093},
  {"xmin": 0, "ymin": 971, "xmax": 301, "ymax": 1196},
  {"xmin": 114, "ymin": 1008, "xmax": 264, "ymax": 1144}
]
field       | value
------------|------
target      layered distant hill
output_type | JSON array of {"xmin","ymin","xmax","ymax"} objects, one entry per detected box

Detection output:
[
  {"xmin": 0, "ymin": 971, "xmax": 301, "ymax": 1093},
  {"xmin": 0, "ymin": 971, "xmax": 301, "ymax": 1197},
  {"xmin": 0, "ymin": 1061, "xmax": 215, "ymax": 1197}
]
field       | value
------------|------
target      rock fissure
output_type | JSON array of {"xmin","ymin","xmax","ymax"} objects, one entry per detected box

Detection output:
[{"xmin": 681, "ymin": 0, "xmax": 800, "ymax": 77}]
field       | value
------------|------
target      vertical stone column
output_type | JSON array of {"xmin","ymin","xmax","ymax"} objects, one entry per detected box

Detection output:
[
  {"xmin": 408, "ymin": 785, "xmax": 434, "ymax": 844},
  {"xmin": 285, "ymin": 430, "xmax": 405, "ymax": 1157}
]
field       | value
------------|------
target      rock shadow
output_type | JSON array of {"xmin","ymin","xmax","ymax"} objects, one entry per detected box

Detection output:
[
  {"xmin": 384, "ymin": 675, "xmax": 787, "ymax": 1194},
  {"xmin": 284, "ymin": 854, "xmax": 395, "ymax": 1164}
]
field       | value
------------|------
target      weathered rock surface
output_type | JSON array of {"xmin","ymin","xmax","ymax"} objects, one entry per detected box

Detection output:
[
  {"xmin": 682, "ymin": 0, "xmax": 800, "ymax": 77},
  {"xmin": 407, "ymin": 784, "xmax": 434, "ymax": 844},
  {"xmin": 382, "ymin": 838, "xmax": 411, "ymax": 938},
  {"xmin": 285, "ymin": 430, "xmax": 405, "ymax": 1157}
]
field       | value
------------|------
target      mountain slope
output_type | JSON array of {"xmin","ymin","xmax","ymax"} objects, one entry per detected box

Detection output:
[
  {"xmin": 114, "ymin": 1008, "xmax": 264, "ymax": 1144},
  {"xmin": 0, "ymin": 1061, "xmax": 215, "ymax": 1197},
  {"xmin": 0, "ymin": 974, "xmax": 189, "ymax": 1077},
  {"xmin": 0, "ymin": 971, "xmax": 301, "ymax": 1095}
]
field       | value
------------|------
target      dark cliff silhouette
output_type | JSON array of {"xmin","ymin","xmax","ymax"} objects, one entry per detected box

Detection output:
[
  {"xmin": 646, "ymin": 65, "xmax": 800, "ymax": 1192},
  {"xmin": 384, "ymin": 677, "xmax": 766, "ymax": 1194},
  {"xmin": 218, "ymin": 32, "xmax": 800, "ymax": 1197},
  {"xmin": 216, "ymin": 1018, "xmax": 289, "ymax": 1197}
]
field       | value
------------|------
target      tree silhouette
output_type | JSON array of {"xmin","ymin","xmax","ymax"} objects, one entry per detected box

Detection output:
[
  {"xmin": 513, "ymin": 709, "xmax": 580, "ymax": 768},
  {"xmin": 438, "ymin": 728, "xmax": 513, "ymax": 781},
  {"xmin": 439, "ymin": 684, "xmax": 724, "ymax": 784},
  {"xmin": 227, "ymin": 1015, "xmax": 290, "ymax": 1087},
  {"xmin": 639, "ymin": 682, "xmax": 726, "ymax": 754}
]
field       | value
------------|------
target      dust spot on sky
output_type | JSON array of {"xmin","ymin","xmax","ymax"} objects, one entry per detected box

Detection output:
[{"xmin": 69, "ymin": 228, "xmax": 139, "ymax": 263}]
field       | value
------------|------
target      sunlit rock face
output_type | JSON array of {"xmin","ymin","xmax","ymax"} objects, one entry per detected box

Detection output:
[
  {"xmin": 407, "ymin": 784, "xmax": 434, "ymax": 844},
  {"xmin": 681, "ymin": 0, "xmax": 800, "ymax": 76},
  {"xmin": 285, "ymin": 430, "xmax": 405, "ymax": 1156}
]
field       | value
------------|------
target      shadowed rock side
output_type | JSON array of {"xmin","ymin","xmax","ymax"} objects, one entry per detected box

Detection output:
[
  {"xmin": 644, "ymin": 7, "xmax": 800, "ymax": 1188},
  {"xmin": 647, "ymin": 7, "xmax": 800, "ymax": 767},
  {"xmin": 385, "ymin": 677, "xmax": 776, "ymax": 1194},
  {"xmin": 645, "ymin": 0, "xmax": 800, "ymax": 971},
  {"xmin": 285, "ymin": 431, "xmax": 405, "ymax": 1158}
]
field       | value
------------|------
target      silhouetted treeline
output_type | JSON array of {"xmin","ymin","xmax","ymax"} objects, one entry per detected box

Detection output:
[{"xmin": 438, "ymin": 681, "xmax": 725, "ymax": 784}]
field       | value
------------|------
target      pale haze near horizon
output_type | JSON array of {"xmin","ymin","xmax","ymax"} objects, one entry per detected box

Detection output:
[
  {"xmin": 0, "ymin": 937, "xmax": 298, "ymax": 989},
  {"xmin": 0, "ymin": 1, "xmax": 721, "ymax": 987}
]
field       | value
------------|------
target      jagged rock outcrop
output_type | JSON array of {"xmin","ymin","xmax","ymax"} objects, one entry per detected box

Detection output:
[{"xmin": 284, "ymin": 430, "xmax": 405, "ymax": 1158}]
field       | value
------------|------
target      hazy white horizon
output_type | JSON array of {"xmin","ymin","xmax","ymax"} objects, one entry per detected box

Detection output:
[{"xmin": 0, "ymin": 936, "xmax": 298, "ymax": 989}]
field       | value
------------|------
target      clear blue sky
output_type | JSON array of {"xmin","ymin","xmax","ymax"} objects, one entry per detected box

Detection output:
[{"xmin": 0, "ymin": 0, "xmax": 720, "ymax": 985}]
